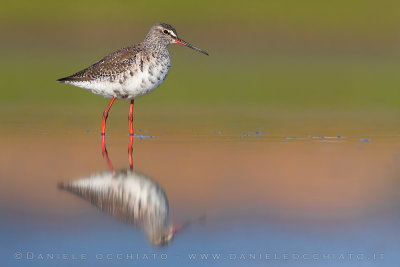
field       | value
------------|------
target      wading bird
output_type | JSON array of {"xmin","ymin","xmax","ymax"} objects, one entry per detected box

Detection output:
[{"xmin": 58, "ymin": 23, "xmax": 208, "ymax": 135}]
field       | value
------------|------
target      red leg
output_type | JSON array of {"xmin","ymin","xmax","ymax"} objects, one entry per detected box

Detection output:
[
  {"xmin": 101, "ymin": 97, "xmax": 116, "ymax": 135},
  {"xmin": 128, "ymin": 99, "xmax": 135, "ymax": 136},
  {"xmin": 128, "ymin": 134, "xmax": 134, "ymax": 170}
]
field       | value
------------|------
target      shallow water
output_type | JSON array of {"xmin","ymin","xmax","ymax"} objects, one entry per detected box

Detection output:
[
  {"xmin": 1, "ymin": 0, "xmax": 400, "ymax": 265},
  {"xmin": 1, "ymin": 123, "xmax": 400, "ymax": 267}
]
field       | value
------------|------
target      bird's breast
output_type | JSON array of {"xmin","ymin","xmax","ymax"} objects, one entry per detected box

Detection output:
[{"xmin": 120, "ymin": 56, "xmax": 171, "ymax": 99}]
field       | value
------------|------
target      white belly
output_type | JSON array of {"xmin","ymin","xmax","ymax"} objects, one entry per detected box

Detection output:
[{"xmin": 69, "ymin": 58, "xmax": 171, "ymax": 99}]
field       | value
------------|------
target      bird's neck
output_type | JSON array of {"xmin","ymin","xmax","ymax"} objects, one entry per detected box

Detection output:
[{"xmin": 143, "ymin": 39, "xmax": 170, "ymax": 59}]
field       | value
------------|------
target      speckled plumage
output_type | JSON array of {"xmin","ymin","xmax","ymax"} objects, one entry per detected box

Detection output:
[{"xmin": 58, "ymin": 23, "xmax": 207, "ymax": 100}]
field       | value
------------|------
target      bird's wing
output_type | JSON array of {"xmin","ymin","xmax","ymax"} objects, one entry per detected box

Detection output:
[{"xmin": 57, "ymin": 45, "xmax": 143, "ymax": 83}]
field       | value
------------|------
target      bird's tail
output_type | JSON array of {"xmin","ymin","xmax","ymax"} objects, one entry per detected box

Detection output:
[
  {"xmin": 57, "ymin": 180, "xmax": 71, "ymax": 190},
  {"xmin": 57, "ymin": 77, "xmax": 70, "ymax": 83}
]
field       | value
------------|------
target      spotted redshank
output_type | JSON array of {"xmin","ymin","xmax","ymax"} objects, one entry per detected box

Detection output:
[{"xmin": 58, "ymin": 23, "xmax": 208, "ymax": 135}]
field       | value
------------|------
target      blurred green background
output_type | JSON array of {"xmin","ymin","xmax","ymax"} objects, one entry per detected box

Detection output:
[{"xmin": 1, "ymin": 0, "xmax": 399, "ymax": 134}]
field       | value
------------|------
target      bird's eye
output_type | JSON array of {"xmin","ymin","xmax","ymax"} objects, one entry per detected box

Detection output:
[{"xmin": 163, "ymin": 30, "xmax": 169, "ymax": 34}]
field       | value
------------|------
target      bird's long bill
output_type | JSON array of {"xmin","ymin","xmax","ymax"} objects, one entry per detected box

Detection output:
[
  {"xmin": 172, "ymin": 215, "xmax": 206, "ymax": 234},
  {"xmin": 174, "ymin": 38, "xmax": 209, "ymax": 56}
]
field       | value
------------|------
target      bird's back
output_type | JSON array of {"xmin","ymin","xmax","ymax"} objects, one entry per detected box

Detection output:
[{"xmin": 58, "ymin": 45, "xmax": 142, "ymax": 83}]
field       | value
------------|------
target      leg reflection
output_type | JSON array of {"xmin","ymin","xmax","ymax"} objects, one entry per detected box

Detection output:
[
  {"xmin": 101, "ymin": 135, "xmax": 114, "ymax": 172},
  {"xmin": 101, "ymin": 134, "xmax": 134, "ymax": 171}
]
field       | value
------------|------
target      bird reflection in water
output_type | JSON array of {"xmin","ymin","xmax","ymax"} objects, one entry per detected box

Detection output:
[{"xmin": 59, "ymin": 136, "xmax": 179, "ymax": 246}]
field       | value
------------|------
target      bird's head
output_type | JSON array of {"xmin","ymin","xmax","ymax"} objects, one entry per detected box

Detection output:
[
  {"xmin": 146, "ymin": 23, "xmax": 209, "ymax": 56},
  {"xmin": 148, "ymin": 224, "xmax": 176, "ymax": 247}
]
